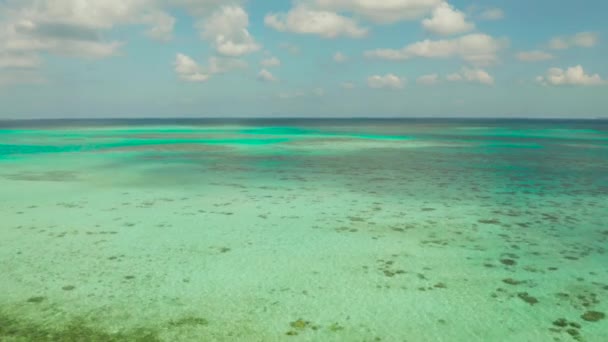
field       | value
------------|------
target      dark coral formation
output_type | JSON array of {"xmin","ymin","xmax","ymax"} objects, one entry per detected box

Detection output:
[
  {"xmin": 517, "ymin": 292, "xmax": 539, "ymax": 305},
  {"xmin": 581, "ymin": 311, "xmax": 605, "ymax": 322}
]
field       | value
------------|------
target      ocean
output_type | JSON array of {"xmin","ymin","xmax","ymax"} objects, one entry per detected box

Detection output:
[{"xmin": 1, "ymin": 119, "xmax": 607, "ymax": 341}]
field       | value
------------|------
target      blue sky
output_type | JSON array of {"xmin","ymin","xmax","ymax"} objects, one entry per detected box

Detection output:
[{"xmin": 0, "ymin": 0, "xmax": 607, "ymax": 119}]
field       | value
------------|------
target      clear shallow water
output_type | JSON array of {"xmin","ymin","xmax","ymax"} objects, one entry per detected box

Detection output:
[{"xmin": 1, "ymin": 119, "xmax": 607, "ymax": 341}]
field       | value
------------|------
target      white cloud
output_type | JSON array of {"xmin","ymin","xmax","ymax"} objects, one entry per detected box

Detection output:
[
  {"xmin": 142, "ymin": 10, "xmax": 176, "ymax": 41},
  {"xmin": 422, "ymin": 2, "xmax": 474, "ymax": 36},
  {"xmin": 447, "ymin": 67, "xmax": 494, "ymax": 85},
  {"xmin": 6, "ymin": 0, "xmax": 152, "ymax": 30},
  {"xmin": 168, "ymin": 0, "xmax": 245, "ymax": 15},
  {"xmin": 0, "ymin": 21, "xmax": 124, "ymax": 59},
  {"xmin": 417, "ymin": 73, "xmax": 439, "ymax": 85},
  {"xmin": 313, "ymin": 0, "xmax": 442, "ymax": 23},
  {"xmin": 341, "ymin": 81, "xmax": 355, "ymax": 89},
  {"xmin": 548, "ymin": 38, "xmax": 568, "ymax": 50},
  {"xmin": 200, "ymin": 6, "xmax": 260, "ymax": 56},
  {"xmin": 0, "ymin": 0, "xmax": 179, "ymax": 61},
  {"xmin": 333, "ymin": 52, "xmax": 348, "ymax": 62},
  {"xmin": 572, "ymin": 32, "xmax": 599, "ymax": 47},
  {"xmin": 208, "ymin": 56, "xmax": 247, "ymax": 74},
  {"xmin": 479, "ymin": 8, "xmax": 504, "ymax": 21},
  {"xmin": 516, "ymin": 50, "xmax": 554, "ymax": 62},
  {"xmin": 446, "ymin": 73, "xmax": 462, "ymax": 81},
  {"xmin": 537, "ymin": 65, "xmax": 605, "ymax": 86},
  {"xmin": 549, "ymin": 32, "xmax": 599, "ymax": 50},
  {"xmin": 365, "ymin": 33, "xmax": 506, "ymax": 66},
  {"xmin": 265, "ymin": 6, "xmax": 368, "ymax": 38},
  {"xmin": 368, "ymin": 74, "xmax": 405, "ymax": 89},
  {"xmin": 174, "ymin": 53, "xmax": 208, "ymax": 82},
  {"xmin": 261, "ymin": 56, "xmax": 281, "ymax": 67},
  {"xmin": 0, "ymin": 52, "xmax": 43, "ymax": 68},
  {"xmin": 258, "ymin": 68, "xmax": 278, "ymax": 82},
  {"xmin": 313, "ymin": 87, "xmax": 325, "ymax": 96}
]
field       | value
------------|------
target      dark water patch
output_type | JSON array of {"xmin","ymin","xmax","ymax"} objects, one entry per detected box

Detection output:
[
  {"xmin": 478, "ymin": 219, "xmax": 501, "ymax": 225},
  {"xmin": 167, "ymin": 317, "xmax": 209, "ymax": 327},
  {"xmin": 336, "ymin": 227, "xmax": 358, "ymax": 233},
  {"xmin": 552, "ymin": 318, "xmax": 569, "ymax": 327},
  {"xmin": 581, "ymin": 311, "xmax": 605, "ymax": 322},
  {"xmin": 565, "ymin": 328, "xmax": 581, "ymax": 339},
  {"xmin": 328, "ymin": 323, "xmax": 345, "ymax": 332},
  {"xmin": 3, "ymin": 171, "xmax": 80, "ymax": 182},
  {"xmin": 348, "ymin": 216, "xmax": 365, "ymax": 222},
  {"xmin": 376, "ymin": 259, "xmax": 406, "ymax": 278},
  {"xmin": 517, "ymin": 292, "xmax": 539, "ymax": 305},
  {"xmin": 286, "ymin": 319, "xmax": 320, "ymax": 336},
  {"xmin": 502, "ymin": 278, "xmax": 525, "ymax": 286},
  {"xmin": 549, "ymin": 318, "xmax": 584, "ymax": 340},
  {"xmin": 0, "ymin": 313, "xmax": 161, "ymax": 342},
  {"xmin": 57, "ymin": 202, "xmax": 85, "ymax": 209},
  {"xmin": 500, "ymin": 259, "xmax": 517, "ymax": 266},
  {"xmin": 26, "ymin": 296, "xmax": 46, "ymax": 304}
]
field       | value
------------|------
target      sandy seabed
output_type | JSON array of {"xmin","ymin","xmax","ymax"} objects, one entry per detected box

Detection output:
[{"xmin": 1, "ymin": 120, "xmax": 607, "ymax": 341}]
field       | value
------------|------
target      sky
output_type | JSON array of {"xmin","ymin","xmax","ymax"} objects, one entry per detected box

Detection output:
[{"xmin": 0, "ymin": 0, "xmax": 607, "ymax": 119}]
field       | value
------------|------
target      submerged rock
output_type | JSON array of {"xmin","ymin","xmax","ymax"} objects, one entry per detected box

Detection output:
[
  {"xmin": 517, "ymin": 292, "xmax": 539, "ymax": 305},
  {"xmin": 581, "ymin": 311, "xmax": 605, "ymax": 322},
  {"xmin": 502, "ymin": 278, "xmax": 524, "ymax": 285}
]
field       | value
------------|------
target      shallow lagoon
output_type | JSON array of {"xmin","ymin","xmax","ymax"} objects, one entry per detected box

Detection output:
[{"xmin": 1, "ymin": 119, "xmax": 607, "ymax": 341}]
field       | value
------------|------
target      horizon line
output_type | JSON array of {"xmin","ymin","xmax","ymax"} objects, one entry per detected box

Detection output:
[{"xmin": 1, "ymin": 116, "xmax": 607, "ymax": 122}]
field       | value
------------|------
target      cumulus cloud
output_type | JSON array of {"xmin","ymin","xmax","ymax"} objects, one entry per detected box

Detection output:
[
  {"xmin": 174, "ymin": 53, "xmax": 208, "ymax": 82},
  {"xmin": 416, "ymin": 73, "xmax": 440, "ymax": 85},
  {"xmin": 265, "ymin": 6, "xmax": 368, "ymax": 38},
  {"xmin": 422, "ymin": 2, "xmax": 474, "ymax": 36},
  {"xmin": 142, "ymin": 10, "xmax": 176, "ymax": 41},
  {"xmin": 0, "ymin": 0, "xmax": 258, "ymax": 65},
  {"xmin": 516, "ymin": 50, "xmax": 554, "ymax": 62},
  {"xmin": 208, "ymin": 56, "xmax": 247, "ymax": 74},
  {"xmin": 0, "ymin": 0, "xmax": 180, "ymax": 62},
  {"xmin": 479, "ymin": 8, "xmax": 504, "ymax": 21},
  {"xmin": 168, "ymin": 0, "xmax": 245, "ymax": 15},
  {"xmin": 313, "ymin": 0, "xmax": 442, "ymax": 23},
  {"xmin": 368, "ymin": 74, "xmax": 405, "ymax": 89},
  {"xmin": 1, "ymin": 20, "xmax": 124, "ymax": 59},
  {"xmin": 0, "ymin": 52, "xmax": 43, "ymax": 68},
  {"xmin": 0, "ymin": 0, "xmax": 262, "ymax": 87},
  {"xmin": 549, "ymin": 32, "xmax": 599, "ymax": 50},
  {"xmin": 446, "ymin": 67, "xmax": 494, "ymax": 85},
  {"xmin": 537, "ymin": 65, "xmax": 605, "ymax": 86},
  {"xmin": 365, "ymin": 33, "xmax": 506, "ymax": 66},
  {"xmin": 258, "ymin": 68, "xmax": 278, "ymax": 82},
  {"xmin": 333, "ymin": 52, "xmax": 348, "ymax": 62},
  {"xmin": 200, "ymin": 6, "xmax": 260, "ymax": 56},
  {"xmin": 0, "ymin": 0, "xmax": 225, "ymax": 88},
  {"xmin": 261, "ymin": 56, "xmax": 281, "ymax": 67}
]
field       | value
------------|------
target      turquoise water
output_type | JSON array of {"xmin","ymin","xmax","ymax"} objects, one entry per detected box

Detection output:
[{"xmin": 1, "ymin": 119, "xmax": 607, "ymax": 341}]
